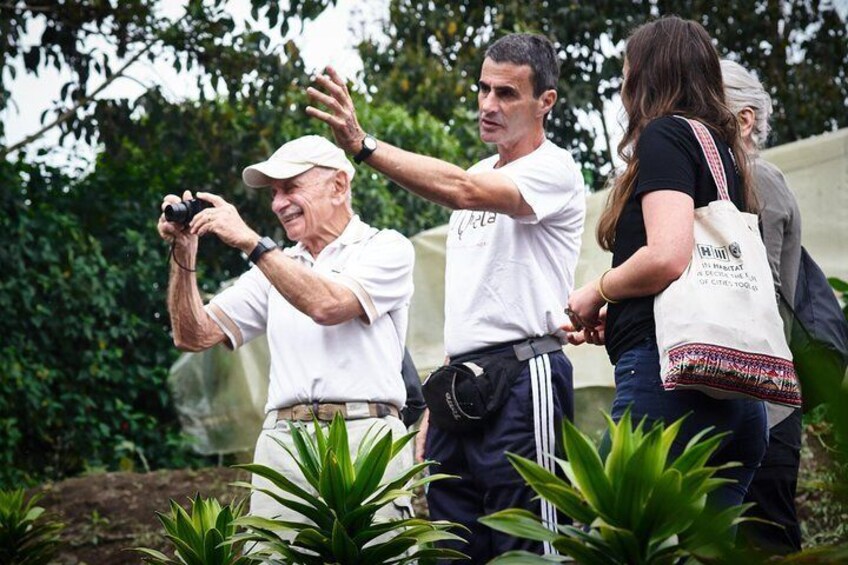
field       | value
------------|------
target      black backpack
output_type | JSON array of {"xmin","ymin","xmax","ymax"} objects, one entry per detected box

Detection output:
[{"xmin": 780, "ymin": 247, "xmax": 848, "ymax": 411}]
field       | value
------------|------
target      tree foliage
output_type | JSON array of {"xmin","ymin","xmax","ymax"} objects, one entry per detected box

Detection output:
[
  {"xmin": 358, "ymin": 0, "xmax": 848, "ymax": 190},
  {"xmin": 0, "ymin": 0, "xmax": 337, "ymax": 154},
  {"xmin": 0, "ymin": 159, "xmax": 199, "ymax": 485}
]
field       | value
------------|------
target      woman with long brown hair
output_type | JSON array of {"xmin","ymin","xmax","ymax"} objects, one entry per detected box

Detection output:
[{"xmin": 565, "ymin": 16, "xmax": 767, "ymax": 509}]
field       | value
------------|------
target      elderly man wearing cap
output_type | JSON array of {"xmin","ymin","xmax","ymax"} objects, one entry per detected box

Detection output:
[{"xmin": 157, "ymin": 135, "xmax": 415, "ymax": 522}]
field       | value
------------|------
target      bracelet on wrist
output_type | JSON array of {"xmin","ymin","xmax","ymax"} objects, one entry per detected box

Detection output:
[{"xmin": 597, "ymin": 268, "xmax": 619, "ymax": 304}]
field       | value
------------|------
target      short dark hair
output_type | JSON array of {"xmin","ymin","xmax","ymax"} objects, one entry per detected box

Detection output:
[{"xmin": 484, "ymin": 33, "xmax": 559, "ymax": 97}]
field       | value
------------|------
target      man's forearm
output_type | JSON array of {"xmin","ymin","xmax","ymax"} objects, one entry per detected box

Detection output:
[
  {"xmin": 365, "ymin": 141, "xmax": 476, "ymax": 210},
  {"xmin": 364, "ymin": 140, "xmax": 530, "ymax": 215},
  {"xmin": 255, "ymin": 251, "xmax": 363, "ymax": 326},
  {"xmin": 166, "ymin": 246, "xmax": 224, "ymax": 351}
]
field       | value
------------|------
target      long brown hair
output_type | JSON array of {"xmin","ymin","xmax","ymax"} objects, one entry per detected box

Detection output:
[{"xmin": 597, "ymin": 16, "xmax": 755, "ymax": 251}]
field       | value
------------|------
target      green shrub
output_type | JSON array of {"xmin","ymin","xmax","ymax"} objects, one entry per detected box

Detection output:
[
  {"xmin": 234, "ymin": 414, "xmax": 468, "ymax": 564},
  {"xmin": 0, "ymin": 488, "xmax": 64, "ymax": 565},
  {"xmin": 481, "ymin": 411, "xmax": 752, "ymax": 564},
  {"xmin": 0, "ymin": 161, "xmax": 203, "ymax": 487},
  {"xmin": 133, "ymin": 494, "xmax": 249, "ymax": 565}
]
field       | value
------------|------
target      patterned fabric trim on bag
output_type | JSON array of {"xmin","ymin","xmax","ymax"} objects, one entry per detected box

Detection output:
[
  {"xmin": 664, "ymin": 342, "xmax": 802, "ymax": 406},
  {"xmin": 680, "ymin": 118, "xmax": 731, "ymax": 201}
]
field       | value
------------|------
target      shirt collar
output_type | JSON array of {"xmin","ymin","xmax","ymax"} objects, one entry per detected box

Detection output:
[
  {"xmin": 286, "ymin": 215, "xmax": 371, "ymax": 261},
  {"xmin": 337, "ymin": 215, "xmax": 371, "ymax": 245}
]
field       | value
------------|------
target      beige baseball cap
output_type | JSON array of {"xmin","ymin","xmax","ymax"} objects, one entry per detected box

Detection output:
[{"xmin": 242, "ymin": 135, "xmax": 356, "ymax": 187}]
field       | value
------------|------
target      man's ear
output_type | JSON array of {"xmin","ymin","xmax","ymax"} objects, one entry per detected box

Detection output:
[
  {"xmin": 538, "ymin": 89, "xmax": 557, "ymax": 117},
  {"xmin": 738, "ymin": 107, "xmax": 756, "ymax": 140},
  {"xmin": 331, "ymin": 170, "xmax": 350, "ymax": 204}
]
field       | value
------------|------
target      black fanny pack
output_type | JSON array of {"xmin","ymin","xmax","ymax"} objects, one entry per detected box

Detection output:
[{"xmin": 422, "ymin": 335, "xmax": 562, "ymax": 433}]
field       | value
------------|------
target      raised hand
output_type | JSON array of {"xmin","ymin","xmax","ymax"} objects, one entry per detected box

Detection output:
[{"xmin": 305, "ymin": 66, "xmax": 366, "ymax": 154}]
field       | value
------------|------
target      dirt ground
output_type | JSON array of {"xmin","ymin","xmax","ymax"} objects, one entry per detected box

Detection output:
[
  {"xmin": 33, "ymin": 467, "xmax": 250, "ymax": 565},
  {"xmin": 31, "ymin": 465, "xmax": 430, "ymax": 564},
  {"xmin": 28, "ymin": 424, "xmax": 846, "ymax": 564}
]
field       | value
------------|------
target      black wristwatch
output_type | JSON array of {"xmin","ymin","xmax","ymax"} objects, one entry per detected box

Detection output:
[
  {"xmin": 353, "ymin": 134, "xmax": 377, "ymax": 164},
  {"xmin": 248, "ymin": 236, "xmax": 278, "ymax": 264}
]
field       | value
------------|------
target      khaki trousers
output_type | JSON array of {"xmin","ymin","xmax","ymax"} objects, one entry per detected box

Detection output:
[{"xmin": 249, "ymin": 413, "xmax": 415, "ymax": 524}]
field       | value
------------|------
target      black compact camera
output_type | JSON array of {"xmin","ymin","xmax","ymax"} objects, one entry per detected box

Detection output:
[{"xmin": 164, "ymin": 199, "xmax": 212, "ymax": 225}]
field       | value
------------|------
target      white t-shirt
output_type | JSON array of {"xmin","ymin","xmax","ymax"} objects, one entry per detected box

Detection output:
[
  {"xmin": 444, "ymin": 139, "xmax": 585, "ymax": 357},
  {"xmin": 206, "ymin": 216, "xmax": 413, "ymax": 412}
]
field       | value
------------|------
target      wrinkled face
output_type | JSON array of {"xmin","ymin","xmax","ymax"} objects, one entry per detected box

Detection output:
[
  {"xmin": 269, "ymin": 168, "xmax": 339, "ymax": 243},
  {"xmin": 477, "ymin": 58, "xmax": 542, "ymax": 146}
]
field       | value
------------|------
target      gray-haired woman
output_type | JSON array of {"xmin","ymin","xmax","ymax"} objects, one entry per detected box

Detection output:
[{"xmin": 722, "ymin": 59, "xmax": 803, "ymax": 555}]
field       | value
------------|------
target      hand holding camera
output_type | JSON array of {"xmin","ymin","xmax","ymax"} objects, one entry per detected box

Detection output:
[
  {"xmin": 158, "ymin": 190, "xmax": 201, "ymax": 245},
  {"xmin": 157, "ymin": 190, "xmax": 203, "ymax": 272},
  {"xmin": 158, "ymin": 190, "xmax": 259, "ymax": 256}
]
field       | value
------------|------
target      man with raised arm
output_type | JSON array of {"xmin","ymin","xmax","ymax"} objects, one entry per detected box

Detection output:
[
  {"xmin": 307, "ymin": 33, "xmax": 585, "ymax": 561},
  {"xmin": 157, "ymin": 135, "xmax": 415, "ymax": 522}
]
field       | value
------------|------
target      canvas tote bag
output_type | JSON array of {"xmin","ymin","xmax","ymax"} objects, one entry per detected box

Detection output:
[{"xmin": 653, "ymin": 117, "xmax": 801, "ymax": 407}]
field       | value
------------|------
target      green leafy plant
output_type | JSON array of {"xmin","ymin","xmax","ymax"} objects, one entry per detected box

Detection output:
[
  {"xmin": 233, "ymin": 413, "xmax": 468, "ymax": 564},
  {"xmin": 481, "ymin": 411, "xmax": 752, "ymax": 564},
  {"xmin": 132, "ymin": 494, "xmax": 249, "ymax": 565},
  {"xmin": 0, "ymin": 488, "xmax": 64, "ymax": 565}
]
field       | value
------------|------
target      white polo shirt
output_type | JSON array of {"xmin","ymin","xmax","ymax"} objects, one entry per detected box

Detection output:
[
  {"xmin": 206, "ymin": 216, "xmax": 413, "ymax": 412},
  {"xmin": 444, "ymin": 139, "xmax": 585, "ymax": 357}
]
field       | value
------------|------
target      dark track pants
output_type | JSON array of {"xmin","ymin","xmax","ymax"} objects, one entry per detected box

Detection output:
[
  {"xmin": 425, "ymin": 348, "xmax": 573, "ymax": 563},
  {"xmin": 739, "ymin": 409, "xmax": 803, "ymax": 554}
]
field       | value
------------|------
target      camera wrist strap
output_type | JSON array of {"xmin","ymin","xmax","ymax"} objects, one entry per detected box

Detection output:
[{"xmin": 168, "ymin": 240, "xmax": 197, "ymax": 273}]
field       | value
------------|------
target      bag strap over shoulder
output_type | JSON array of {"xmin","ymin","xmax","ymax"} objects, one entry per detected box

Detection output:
[{"xmin": 675, "ymin": 116, "xmax": 731, "ymax": 202}]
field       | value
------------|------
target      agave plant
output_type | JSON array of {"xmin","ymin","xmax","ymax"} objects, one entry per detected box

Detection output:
[
  {"xmin": 133, "ymin": 494, "xmax": 250, "ymax": 565},
  {"xmin": 233, "ymin": 413, "xmax": 468, "ymax": 564},
  {"xmin": 481, "ymin": 411, "xmax": 754, "ymax": 564},
  {"xmin": 0, "ymin": 488, "xmax": 64, "ymax": 565}
]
